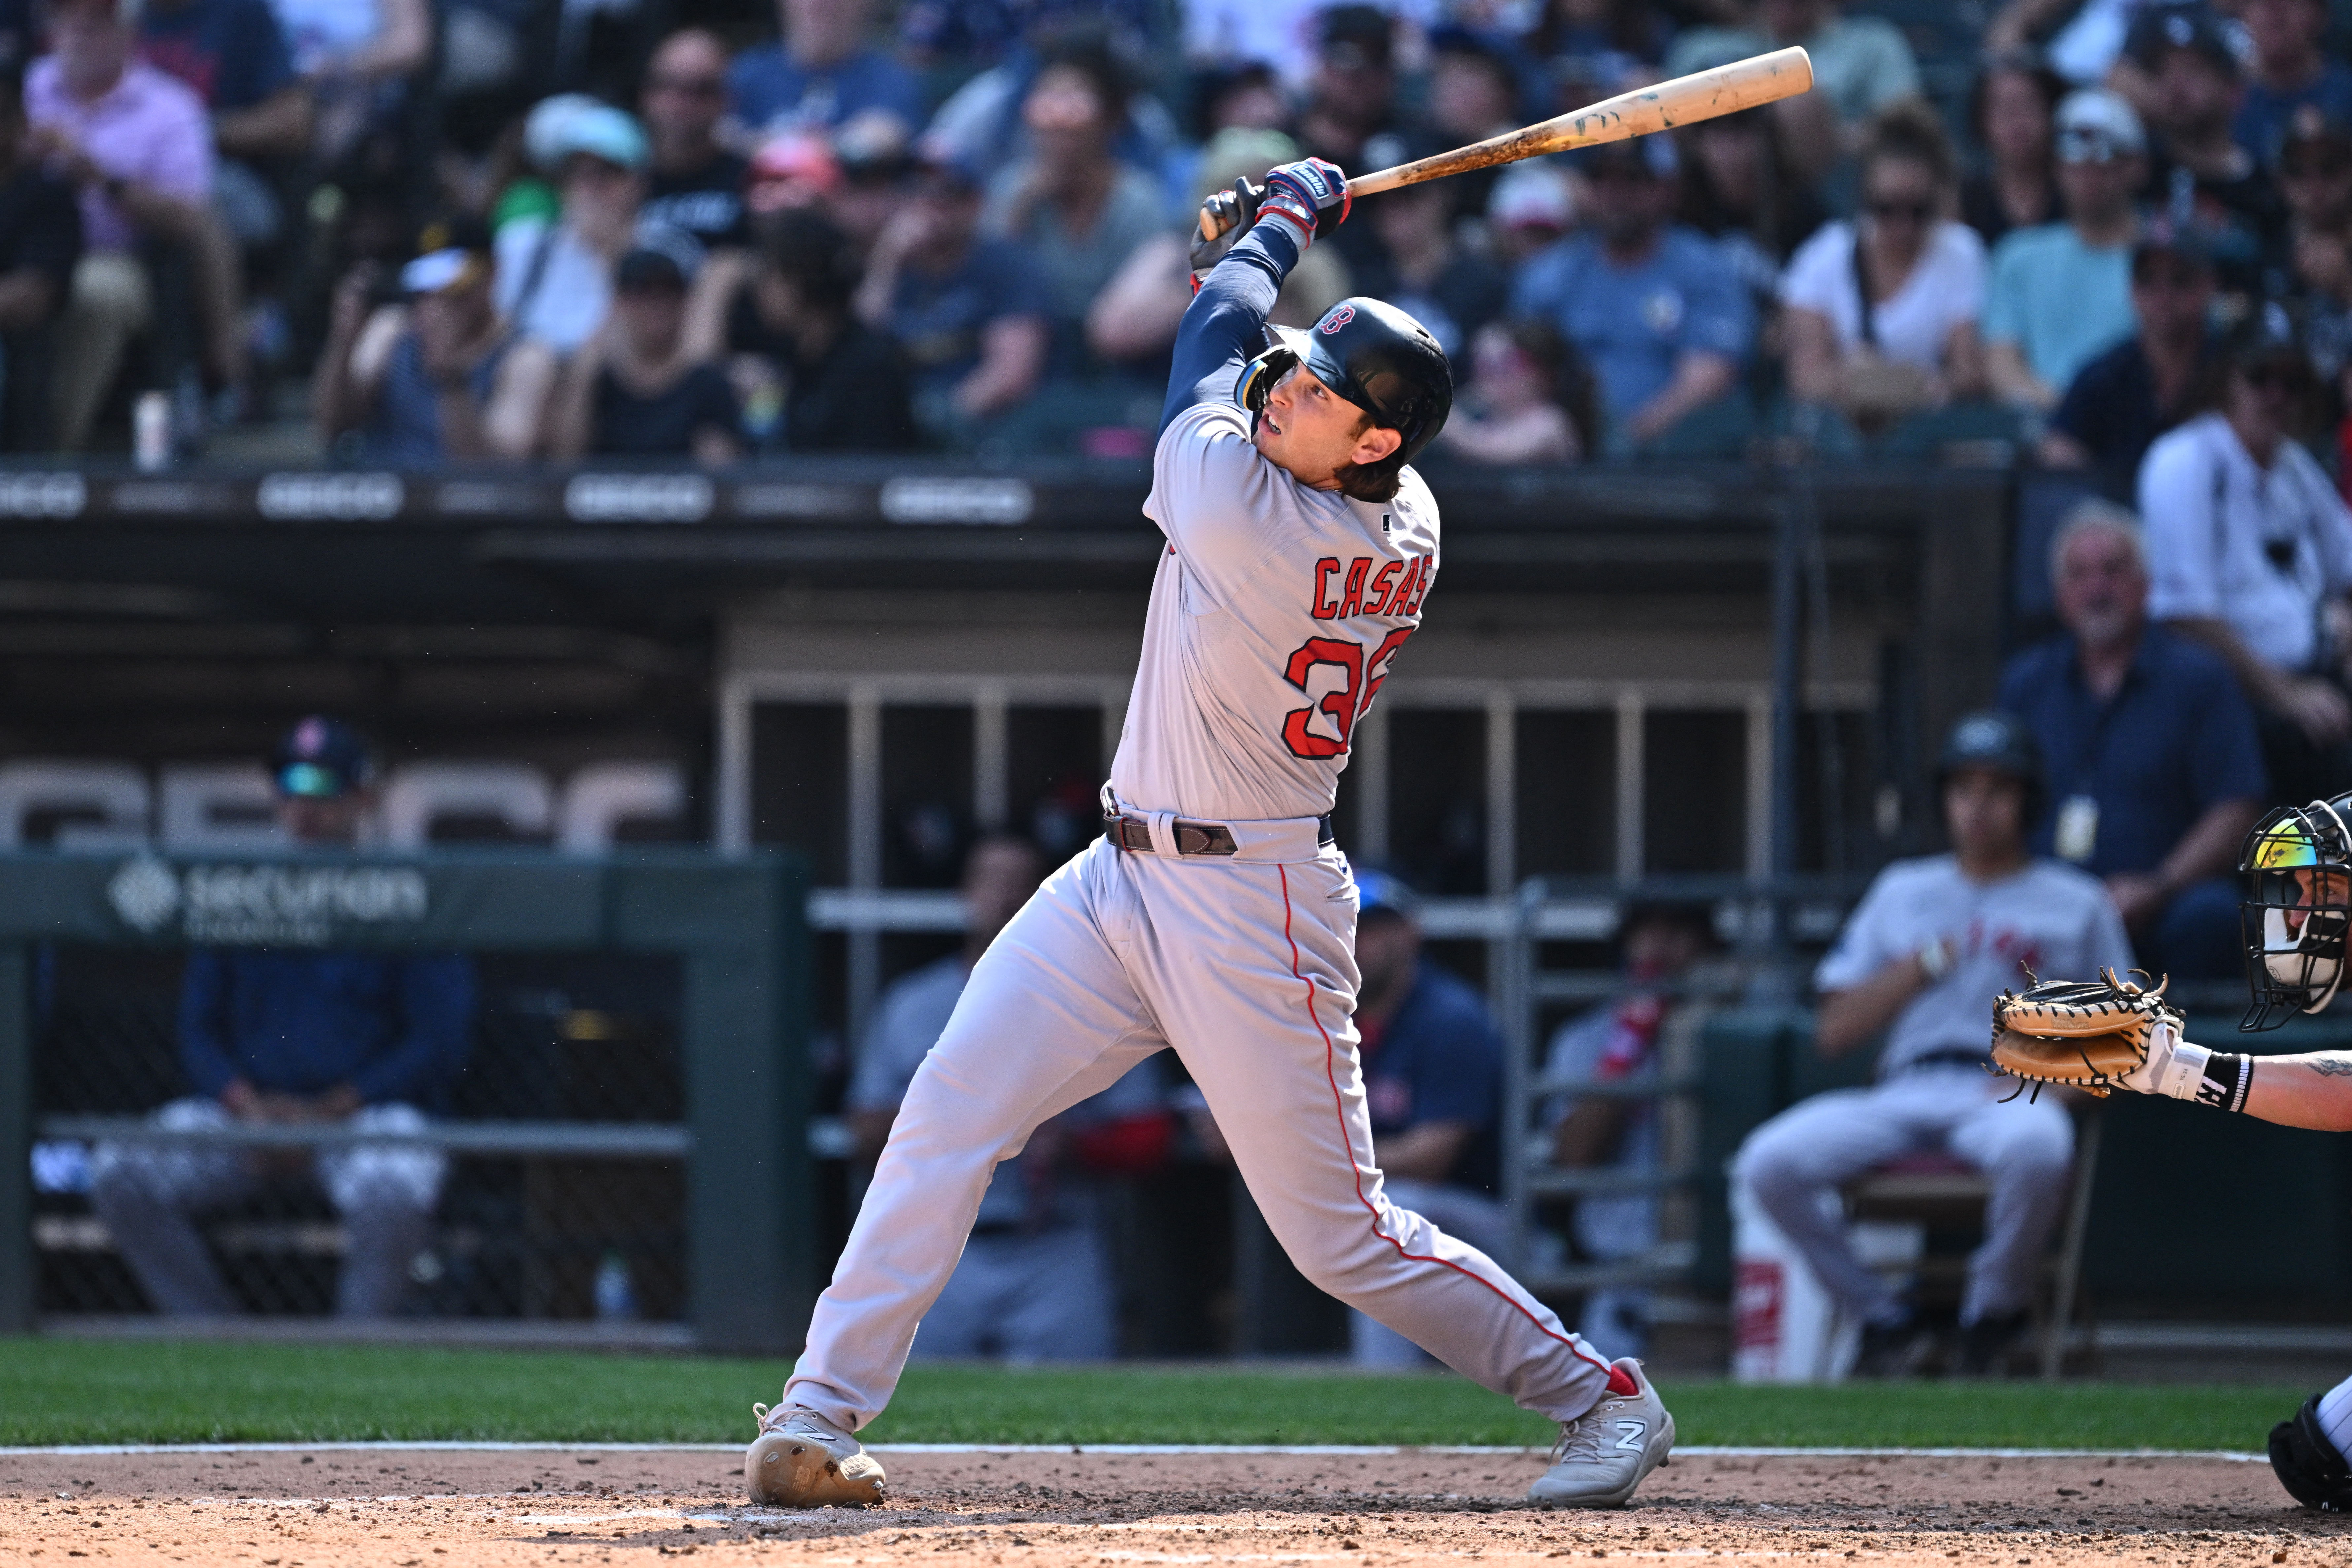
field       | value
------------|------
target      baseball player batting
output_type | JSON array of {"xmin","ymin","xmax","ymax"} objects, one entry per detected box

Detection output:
[
  {"xmin": 742, "ymin": 157, "xmax": 1674, "ymax": 1512},
  {"xmin": 1989, "ymin": 793, "xmax": 2352, "ymax": 1508}
]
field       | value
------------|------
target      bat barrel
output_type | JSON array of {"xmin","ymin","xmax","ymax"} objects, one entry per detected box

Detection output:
[{"xmin": 1344, "ymin": 45, "xmax": 1814, "ymax": 200}]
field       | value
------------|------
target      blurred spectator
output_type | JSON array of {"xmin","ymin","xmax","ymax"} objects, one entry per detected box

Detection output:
[
  {"xmin": 2280, "ymin": 105, "xmax": 2352, "ymax": 231},
  {"xmin": 0, "ymin": 71, "xmax": 83, "ymax": 450},
  {"xmin": 857, "ymin": 154, "xmax": 1048, "ymax": 441},
  {"xmin": 1423, "ymin": 28, "xmax": 1522, "ymax": 217},
  {"xmin": 2235, "ymin": 0, "xmax": 2352, "ymax": 168},
  {"xmin": 2039, "ymin": 227, "xmax": 2215, "ymax": 484},
  {"xmin": 1983, "ymin": 88, "xmax": 2148, "ymax": 410},
  {"xmin": 1184, "ymin": 0, "xmax": 1362, "ymax": 87},
  {"xmin": 1510, "ymin": 137, "xmax": 1753, "ymax": 452},
  {"xmin": 1352, "ymin": 181, "xmax": 1507, "ymax": 360},
  {"xmin": 27, "ymin": 0, "xmax": 238, "ymax": 450},
  {"xmin": 1736, "ymin": 711, "xmax": 2130, "ymax": 1378},
  {"xmin": 269, "ymin": 0, "xmax": 429, "ymax": 166},
  {"xmin": 1331, "ymin": 872, "xmax": 1510, "ymax": 1368},
  {"xmin": 2290, "ymin": 219, "xmax": 2352, "ymax": 419},
  {"xmin": 549, "ymin": 238, "xmax": 741, "ymax": 462},
  {"xmin": 922, "ymin": 15, "xmax": 1189, "ymax": 203},
  {"xmin": 137, "ymin": 0, "xmax": 310, "ymax": 183},
  {"xmin": 1434, "ymin": 317, "xmax": 1591, "ymax": 463},
  {"xmin": 728, "ymin": 0, "xmax": 923, "ymax": 142},
  {"xmin": 827, "ymin": 120, "xmax": 917, "ymax": 257},
  {"xmin": 983, "ymin": 43, "xmax": 1165, "ymax": 370},
  {"xmin": 2131, "ymin": 4, "xmax": 2287, "ymax": 288},
  {"xmin": 639, "ymin": 29, "xmax": 749, "ymax": 251},
  {"xmin": 1676, "ymin": 106, "xmax": 1828, "ymax": 301},
  {"xmin": 1296, "ymin": 6, "xmax": 1413, "ymax": 179},
  {"xmin": 848, "ymin": 837, "xmax": 1168, "ymax": 1361},
  {"xmin": 724, "ymin": 207, "xmax": 917, "ymax": 451},
  {"xmin": 2, "ymin": 0, "xmax": 27, "ymax": 74},
  {"xmin": 89, "ymin": 717, "xmax": 475, "ymax": 1320},
  {"xmin": 1486, "ymin": 159, "xmax": 1576, "ymax": 267},
  {"xmin": 1543, "ymin": 901, "xmax": 1719, "ymax": 1361},
  {"xmin": 1087, "ymin": 128, "xmax": 1353, "ymax": 365},
  {"xmin": 1961, "ymin": 55, "xmax": 2065, "ymax": 249},
  {"xmin": 313, "ymin": 223, "xmax": 557, "ymax": 463},
  {"xmin": 1664, "ymin": 0, "xmax": 1913, "ymax": 171},
  {"xmin": 1999, "ymin": 500, "xmax": 2265, "ymax": 978},
  {"xmin": 2143, "ymin": 328, "xmax": 2352, "ymax": 801},
  {"xmin": 495, "ymin": 98, "xmax": 647, "ymax": 354},
  {"xmin": 1781, "ymin": 102, "xmax": 1987, "ymax": 431},
  {"xmin": 1985, "ymin": 0, "xmax": 2154, "ymax": 87},
  {"xmin": 1190, "ymin": 59, "xmax": 1290, "ymax": 139},
  {"xmin": 1526, "ymin": 0, "xmax": 1674, "ymax": 117},
  {"xmin": 900, "ymin": 0, "xmax": 1156, "ymax": 74}
]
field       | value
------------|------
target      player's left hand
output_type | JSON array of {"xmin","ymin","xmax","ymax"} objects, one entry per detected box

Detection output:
[{"xmin": 1258, "ymin": 157, "xmax": 1350, "ymax": 246}]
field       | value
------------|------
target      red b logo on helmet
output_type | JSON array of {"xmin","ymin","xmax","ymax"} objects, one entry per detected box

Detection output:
[{"xmin": 1319, "ymin": 304, "xmax": 1355, "ymax": 334}]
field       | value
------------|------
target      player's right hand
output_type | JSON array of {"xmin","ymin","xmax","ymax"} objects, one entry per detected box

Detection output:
[
  {"xmin": 1190, "ymin": 177, "xmax": 1259, "ymax": 279},
  {"xmin": 1258, "ymin": 157, "xmax": 1350, "ymax": 245}
]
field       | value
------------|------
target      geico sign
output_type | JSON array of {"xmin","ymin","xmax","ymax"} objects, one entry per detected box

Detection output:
[
  {"xmin": 257, "ymin": 472, "xmax": 405, "ymax": 520},
  {"xmin": 564, "ymin": 474, "xmax": 714, "ymax": 522},
  {"xmin": 879, "ymin": 477, "xmax": 1033, "ymax": 525},
  {"xmin": 0, "ymin": 473, "xmax": 88, "ymax": 518}
]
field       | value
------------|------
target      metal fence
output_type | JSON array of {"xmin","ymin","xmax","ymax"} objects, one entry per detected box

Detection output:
[{"xmin": 1, "ymin": 851, "xmax": 809, "ymax": 1351}]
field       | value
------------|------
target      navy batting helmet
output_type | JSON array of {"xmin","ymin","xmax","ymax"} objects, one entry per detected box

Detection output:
[{"xmin": 1237, "ymin": 297, "xmax": 1453, "ymax": 464}]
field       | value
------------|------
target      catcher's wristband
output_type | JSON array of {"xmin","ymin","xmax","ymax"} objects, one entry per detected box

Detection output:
[{"xmin": 2154, "ymin": 1041, "xmax": 2253, "ymax": 1112}]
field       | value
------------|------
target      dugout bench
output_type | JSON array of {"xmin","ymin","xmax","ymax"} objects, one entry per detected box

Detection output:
[{"xmin": 0, "ymin": 849, "xmax": 814, "ymax": 1353}]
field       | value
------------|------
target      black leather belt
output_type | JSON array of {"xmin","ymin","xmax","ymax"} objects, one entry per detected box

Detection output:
[{"xmin": 1106, "ymin": 812, "xmax": 1335, "ymax": 855}]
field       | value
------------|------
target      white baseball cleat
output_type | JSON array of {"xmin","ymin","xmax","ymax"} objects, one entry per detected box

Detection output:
[
  {"xmin": 1527, "ymin": 1357, "xmax": 1675, "ymax": 1508},
  {"xmin": 745, "ymin": 1402, "xmax": 887, "ymax": 1507}
]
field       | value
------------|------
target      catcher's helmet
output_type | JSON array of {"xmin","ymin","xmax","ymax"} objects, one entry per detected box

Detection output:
[
  {"xmin": 2239, "ymin": 793, "xmax": 2352, "ymax": 1030},
  {"xmin": 1237, "ymin": 297, "xmax": 1453, "ymax": 464}
]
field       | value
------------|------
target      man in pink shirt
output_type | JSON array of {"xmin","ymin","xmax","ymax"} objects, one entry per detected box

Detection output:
[{"xmin": 25, "ymin": 0, "xmax": 239, "ymax": 449}]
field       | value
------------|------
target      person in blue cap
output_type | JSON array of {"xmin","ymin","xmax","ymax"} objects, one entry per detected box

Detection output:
[{"xmin": 89, "ymin": 717, "xmax": 475, "ymax": 1318}]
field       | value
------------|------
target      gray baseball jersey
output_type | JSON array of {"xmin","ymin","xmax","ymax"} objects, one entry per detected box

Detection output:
[{"xmin": 1111, "ymin": 396, "xmax": 1440, "ymax": 822}]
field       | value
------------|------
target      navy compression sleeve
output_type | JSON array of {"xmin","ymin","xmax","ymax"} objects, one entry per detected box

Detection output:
[{"xmin": 1158, "ymin": 220, "xmax": 1303, "ymax": 434}]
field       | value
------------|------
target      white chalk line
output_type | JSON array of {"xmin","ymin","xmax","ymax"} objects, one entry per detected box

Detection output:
[{"xmin": 0, "ymin": 1441, "xmax": 2267, "ymax": 1461}]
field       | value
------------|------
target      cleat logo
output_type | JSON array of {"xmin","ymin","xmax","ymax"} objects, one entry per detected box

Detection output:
[{"xmin": 1613, "ymin": 1421, "xmax": 1647, "ymax": 1453}]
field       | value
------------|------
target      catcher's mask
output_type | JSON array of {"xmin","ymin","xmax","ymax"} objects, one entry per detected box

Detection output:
[{"xmin": 2239, "ymin": 794, "xmax": 2352, "ymax": 1030}]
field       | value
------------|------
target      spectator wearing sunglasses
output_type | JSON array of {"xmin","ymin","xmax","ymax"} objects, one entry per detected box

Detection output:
[
  {"xmin": 2142, "ymin": 328, "xmax": 2352, "ymax": 801},
  {"xmin": 639, "ymin": 29, "xmax": 750, "ymax": 251},
  {"xmin": 88, "ymin": 716, "xmax": 476, "ymax": 1320},
  {"xmin": 1781, "ymin": 100, "xmax": 1986, "ymax": 432},
  {"xmin": 1983, "ymin": 88, "xmax": 2150, "ymax": 410}
]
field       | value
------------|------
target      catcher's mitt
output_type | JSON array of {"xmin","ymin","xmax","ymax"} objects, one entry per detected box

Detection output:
[{"xmin": 1988, "ymin": 968, "xmax": 2179, "ymax": 1097}]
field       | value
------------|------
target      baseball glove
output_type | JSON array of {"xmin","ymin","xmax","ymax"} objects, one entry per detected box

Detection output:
[{"xmin": 1988, "ymin": 968, "xmax": 2180, "ymax": 1097}]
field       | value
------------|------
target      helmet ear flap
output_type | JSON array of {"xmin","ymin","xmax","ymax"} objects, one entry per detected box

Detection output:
[{"xmin": 1238, "ymin": 346, "xmax": 1298, "ymax": 414}]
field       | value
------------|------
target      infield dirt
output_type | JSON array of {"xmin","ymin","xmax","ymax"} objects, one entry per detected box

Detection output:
[{"xmin": 1, "ymin": 1448, "xmax": 2342, "ymax": 1565}]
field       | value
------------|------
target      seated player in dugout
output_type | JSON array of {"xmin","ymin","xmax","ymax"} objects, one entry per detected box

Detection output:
[
  {"xmin": 842, "ymin": 835, "xmax": 1173, "ymax": 1362},
  {"xmin": 88, "ymin": 717, "xmax": 475, "ymax": 1318},
  {"xmin": 1733, "ymin": 712, "xmax": 2133, "ymax": 1378},
  {"xmin": 744, "ymin": 151, "xmax": 1677, "ymax": 1515},
  {"xmin": 2033, "ymin": 792, "xmax": 2352, "ymax": 1508}
]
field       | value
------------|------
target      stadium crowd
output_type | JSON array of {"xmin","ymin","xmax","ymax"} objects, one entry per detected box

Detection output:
[{"xmin": 3, "ymin": 0, "xmax": 2352, "ymax": 470}]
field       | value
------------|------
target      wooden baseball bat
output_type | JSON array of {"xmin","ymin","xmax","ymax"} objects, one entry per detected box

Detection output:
[{"xmin": 1348, "ymin": 45, "xmax": 1814, "ymax": 199}]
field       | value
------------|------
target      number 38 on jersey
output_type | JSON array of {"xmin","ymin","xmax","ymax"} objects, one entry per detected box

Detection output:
[{"xmin": 1282, "ymin": 551, "xmax": 1431, "ymax": 759}]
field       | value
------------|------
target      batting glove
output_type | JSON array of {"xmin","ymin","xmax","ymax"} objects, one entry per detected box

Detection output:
[
  {"xmin": 1258, "ymin": 157, "xmax": 1349, "ymax": 246},
  {"xmin": 1189, "ymin": 178, "xmax": 1260, "ymax": 286}
]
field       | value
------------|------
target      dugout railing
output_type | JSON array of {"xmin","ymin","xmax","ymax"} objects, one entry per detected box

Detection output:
[
  {"xmin": 0, "ymin": 848, "xmax": 811, "ymax": 1353},
  {"xmin": 1497, "ymin": 875, "xmax": 1867, "ymax": 1309}
]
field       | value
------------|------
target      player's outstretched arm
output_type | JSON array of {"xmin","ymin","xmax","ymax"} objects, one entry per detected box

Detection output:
[
  {"xmin": 2237, "ymin": 1052, "xmax": 2352, "ymax": 1131},
  {"xmin": 1990, "ymin": 974, "xmax": 2352, "ymax": 1129},
  {"xmin": 1157, "ymin": 158, "xmax": 1348, "ymax": 433}
]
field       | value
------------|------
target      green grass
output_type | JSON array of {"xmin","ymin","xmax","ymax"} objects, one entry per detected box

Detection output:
[{"xmin": 0, "ymin": 1340, "xmax": 2300, "ymax": 1451}]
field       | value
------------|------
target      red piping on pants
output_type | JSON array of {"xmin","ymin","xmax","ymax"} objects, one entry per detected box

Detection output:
[{"xmin": 1278, "ymin": 863, "xmax": 1615, "ymax": 1381}]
